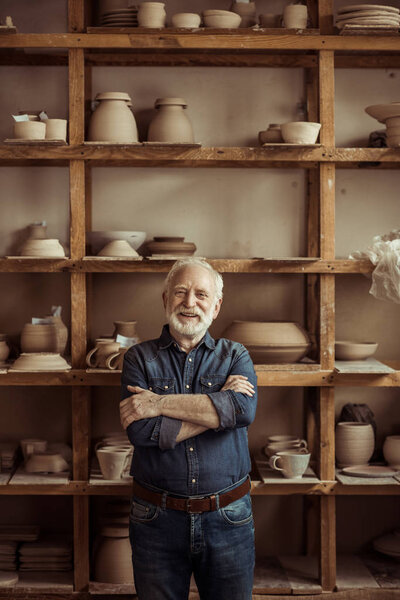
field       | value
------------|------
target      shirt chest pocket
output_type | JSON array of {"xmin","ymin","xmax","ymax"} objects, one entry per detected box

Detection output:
[
  {"xmin": 148, "ymin": 377, "xmax": 175, "ymax": 395},
  {"xmin": 200, "ymin": 374, "xmax": 226, "ymax": 394}
]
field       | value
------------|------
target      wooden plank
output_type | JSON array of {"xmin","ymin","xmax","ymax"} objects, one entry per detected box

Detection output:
[
  {"xmin": 319, "ymin": 496, "xmax": 336, "ymax": 591},
  {"xmin": 278, "ymin": 555, "xmax": 322, "ymax": 594},
  {"xmin": 334, "ymin": 359, "xmax": 395, "ymax": 374},
  {"xmin": 68, "ymin": 0, "xmax": 85, "ymax": 33},
  {"xmin": 15, "ymin": 571, "xmax": 74, "ymax": 592},
  {"xmin": 319, "ymin": 51, "xmax": 335, "ymax": 146},
  {"xmin": 317, "ymin": 388, "xmax": 335, "ymax": 480},
  {"xmin": 8, "ymin": 466, "xmax": 70, "ymax": 485},
  {"xmin": 335, "ymin": 469, "xmax": 400, "ymax": 486},
  {"xmin": 362, "ymin": 553, "xmax": 400, "ymax": 588},
  {"xmin": 336, "ymin": 555, "xmax": 380, "ymax": 591},
  {"xmin": 72, "ymin": 387, "xmax": 90, "ymax": 481},
  {"xmin": 0, "ymin": 473, "xmax": 11, "ymax": 484},
  {"xmin": 253, "ymin": 558, "xmax": 291, "ymax": 594},
  {"xmin": 89, "ymin": 581, "xmax": 135, "ymax": 594},
  {"xmin": 73, "ymin": 495, "xmax": 89, "ymax": 592},
  {"xmin": 318, "ymin": 0, "xmax": 334, "ymax": 34},
  {"xmin": 68, "ymin": 49, "xmax": 85, "ymax": 145},
  {"xmin": 69, "ymin": 160, "xmax": 86, "ymax": 259},
  {"xmin": 70, "ymin": 273, "xmax": 87, "ymax": 368}
]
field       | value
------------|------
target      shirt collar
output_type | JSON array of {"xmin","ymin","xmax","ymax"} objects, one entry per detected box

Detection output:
[{"xmin": 159, "ymin": 324, "xmax": 216, "ymax": 350}]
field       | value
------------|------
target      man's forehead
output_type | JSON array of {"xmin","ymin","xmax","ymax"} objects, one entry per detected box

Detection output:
[{"xmin": 170, "ymin": 266, "xmax": 215, "ymax": 290}]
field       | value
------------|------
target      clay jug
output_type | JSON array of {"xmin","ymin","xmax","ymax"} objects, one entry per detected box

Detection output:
[
  {"xmin": 335, "ymin": 422, "xmax": 375, "ymax": 467},
  {"xmin": 94, "ymin": 527, "xmax": 133, "ymax": 583},
  {"xmin": 21, "ymin": 323, "xmax": 58, "ymax": 353},
  {"xmin": 46, "ymin": 315, "xmax": 68, "ymax": 355},
  {"xmin": 0, "ymin": 337, "xmax": 10, "ymax": 366},
  {"xmin": 88, "ymin": 94, "xmax": 139, "ymax": 143},
  {"xmin": 112, "ymin": 321, "xmax": 139, "ymax": 339},
  {"xmin": 138, "ymin": 2, "xmax": 166, "ymax": 27},
  {"xmin": 148, "ymin": 98, "xmax": 194, "ymax": 143}
]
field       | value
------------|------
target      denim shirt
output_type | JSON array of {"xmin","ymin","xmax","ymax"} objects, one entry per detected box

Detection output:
[{"xmin": 121, "ymin": 324, "xmax": 258, "ymax": 496}]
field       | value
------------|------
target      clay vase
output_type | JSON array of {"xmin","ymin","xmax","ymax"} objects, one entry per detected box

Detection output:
[
  {"xmin": 86, "ymin": 339, "xmax": 120, "ymax": 368},
  {"xmin": 148, "ymin": 98, "xmax": 194, "ymax": 143},
  {"xmin": 0, "ymin": 338, "xmax": 10, "ymax": 366},
  {"xmin": 88, "ymin": 93, "xmax": 138, "ymax": 143},
  {"xmin": 94, "ymin": 526, "xmax": 133, "ymax": 583},
  {"xmin": 113, "ymin": 321, "xmax": 139, "ymax": 339},
  {"xmin": 383, "ymin": 435, "xmax": 400, "ymax": 466},
  {"xmin": 283, "ymin": 4, "xmax": 308, "ymax": 28},
  {"xmin": 28, "ymin": 223, "xmax": 47, "ymax": 240},
  {"xmin": 45, "ymin": 316, "xmax": 68, "ymax": 355},
  {"xmin": 96, "ymin": 447, "xmax": 131, "ymax": 479},
  {"xmin": 21, "ymin": 323, "xmax": 59, "ymax": 353},
  {"xmin": 335, "ymin": 422, "xmax": 375, "ymax": 468},
  {"xmin": 138, "ymin": 2, "xmax": 166, "ymax": 27}
]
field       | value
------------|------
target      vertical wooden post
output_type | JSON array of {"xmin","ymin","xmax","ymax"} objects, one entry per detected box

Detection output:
[
  {"xmin": 318, "ymin": 0, "xmax": 334, "ymax": 33},
  {"xmin": 68, "ymin": 0, "xmax": 85, "ymax": 32},
  {"xmin": 73, "ymin": 495, "xmax": 90, "ymax": 592},
  {"xmin": 319, "ymin": 496, "xmax": 336, "ymax": 591},
  {"xmin": 69, "ymin": 49, "xmax": 85, "ymax": 145},
  {"xmin": 72, "ymin": 386, "xmax": 91, "ymax": 481}
]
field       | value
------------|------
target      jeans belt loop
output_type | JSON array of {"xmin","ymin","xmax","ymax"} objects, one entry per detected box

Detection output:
[
  {"xmin": 214, "ymin": 493, "xmax": 220, "ymax": 510},
  {"xmin": 161, "ymin": 491, "xmax": 167, "ymax": 510}
]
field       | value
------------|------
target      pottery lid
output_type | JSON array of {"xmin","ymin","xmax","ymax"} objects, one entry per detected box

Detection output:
[
  {"xmin": 95, "ymin": 92, "xmax": 132, "ymax": 101},
  {"xmin": 154, "ymin": 97, "xmax": 187, "ymax": 108}
]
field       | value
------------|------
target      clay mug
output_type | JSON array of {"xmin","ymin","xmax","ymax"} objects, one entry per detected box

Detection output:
[
  {"xmin": 0, "ymin": 338, "xmax": 10, "ymax": 366},
  {"xmin": 283, "ymin": 4, "xmax": 308, "ymax": 28},
  {"xmin": 269, "ymin": 450, "xmax": 311, "ymax": 479},
  {"xmin": 96, "ymin": 447, "xmax": 131, "ymax": 480},
  {"xmin": 105, "ymin": 347, "xmax": 128, "ymax": 370},
  {"xmin": 86, "ymin": 339, "xmax": 120, "ymax": 368},
  {"xmin": 45, "ymin": 119, "xmax": 67, "ymax": 141},
  {"xmin": 20, "ymin": 438, "xmax": 48, "ymax": 462}
]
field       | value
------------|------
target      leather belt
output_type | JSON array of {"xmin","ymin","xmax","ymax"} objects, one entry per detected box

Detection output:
[{"xmin": 132, "ymin": 477, "xmax": 251, "ymax": 514}]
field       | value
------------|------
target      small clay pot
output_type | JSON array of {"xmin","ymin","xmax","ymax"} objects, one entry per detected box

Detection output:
[
  {"xmin": 21, "ymin": 323, "xmax": 59, "ymax": 353},
  {"xmin": 283, "ymin": 4, "xmax": 308, "ymax": 28},
  {"xmin": 171, "ymin": 12, "xmax": 201, "ymax": 27},
  {"xmin": 335, "ymin": 422, "xmax": 374, "ymax": 468},
  {"xmin": 88, "ymin": 94, "xmax": 138, "ymax": 143},
  {"xmin": 19, "ymin": 238, "xmax": 65, "ymax": 257},
  {"xmin": 138, "ymin": 2, "xmax": 166, "ymax": 27},
  {"xmin": 14, "ymin": 121, "xmax": 46, "ymax": 140},
  {"xmin": 383, "ymin": 435, "xmax": 400, "ymax": 466},
  {"xmin": 259, "ymin": 124, "xmax": 283, "ymax": 144},
  {"xmin": 45, "ymin": 119, "xmax": 67, "ymax": 141},
  {"xmin": 281, "ymin": 121, "xmax": 321, "ymax": 144},
  {"xmin": 28, "ymin": 223, "xmax": 48, "ymax": 239}
]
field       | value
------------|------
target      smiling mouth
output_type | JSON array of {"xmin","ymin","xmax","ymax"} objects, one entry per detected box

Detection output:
[{"xmin": 179, "ymin": 312, "xmax": 199, "ymax": 319}]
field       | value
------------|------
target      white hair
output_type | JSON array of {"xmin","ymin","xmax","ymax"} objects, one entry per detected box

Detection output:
[{"xmin": 163, "ymin": 258, "xmax": 223, "ymax": 301}]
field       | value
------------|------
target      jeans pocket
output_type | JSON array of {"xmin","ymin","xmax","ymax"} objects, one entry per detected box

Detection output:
[
  {"xmin": 130, "ymin": 496, "xmax": 160, "ymax": 523},
  {"xmin": 220, "ymin": 493, "xmax": 253, "ymax": 526}
]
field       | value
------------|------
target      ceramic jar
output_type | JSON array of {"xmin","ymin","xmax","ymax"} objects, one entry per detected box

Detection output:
[
  {"xmin": 258, "ymin": 124, "xmax": 283, "ymax": 144},
  {"xmin": 86, "ymin": 339, "xmax": 120, "ymax": 368},
  {"xmin": 21, "ymin": 323, "xmax": 59, "ymax": 353},
  {"xmin": 283, "ymin": 4, "xmax": 308, "ymax": 28},
  {"xmin": 335, "ymin": 422, "xmax": 375, "ymax": 467},
  {"xmin": 0, "ymin": 338, "xmax": 10, "ymax": 366},
  {"xmin": 383, "ymin": 435, "xmax": 400, "ymax": 466},
  {"xmin": 94, "ymin": 526, "xmax": 133, "ymax": 583},
  {"xmin": 148, "ymin": 98, "xmax": 194, "ymax": 143},
  {"xmin": 138, "ymin": 2, "xmax": 166, "ymax": 27},
  {"xmin": 88, "ymin": 93, "xmax": 138, "ymax": 143},
  {"xmin": 113, "ymin": 321, "xmax": 139, "ymax": 339}
]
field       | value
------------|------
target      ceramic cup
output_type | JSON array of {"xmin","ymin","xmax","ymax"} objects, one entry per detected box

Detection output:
[
  {"xmin": 96, "ymin": 447, "xmax": 131, "ymax": 480},
  {"xmin": 264, "ymin": 440, "xmax": 308, "ymax": 458},
  {"xmin": 269, "ymin": 450, "xmax": 311, "ymax": 479},
  {"xmin": 45, "ymin": 119, "xmax": 67, "ymax": 141},
  {"xmin": 383, "ymin": 435, "xmax": 400, "ymax": 466},
  {"xmin": 335, "ymin": 421, "xmax": 374, "ymax": 468},
  {"xmin": 86, "ymin": 339, "xmax": 121, "ymax": 368},
  {"xmin": 20, "ymin": 438, "xmax": 48, "ymax": 462},
  {"xmin": 283, "ymin": 4, "xmax": 308, "ymax": 28}
]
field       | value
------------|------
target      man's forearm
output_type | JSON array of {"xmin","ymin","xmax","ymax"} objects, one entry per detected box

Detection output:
[
  {"xmin": 159, "ymin": 394, "xmax": 220, "ymax": 429},
  {"xmin": 176, "ymin": 421, "xmax": 208, "ymax": 443}
]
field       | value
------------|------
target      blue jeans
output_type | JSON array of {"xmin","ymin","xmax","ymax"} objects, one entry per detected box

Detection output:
[{"xmin": 129, "ymin": 489, "xmax": 255, "ymax": 600}]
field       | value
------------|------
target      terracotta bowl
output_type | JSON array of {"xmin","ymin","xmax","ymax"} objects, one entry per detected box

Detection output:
[
  {"xmin": 10, "ymin": 353, "xmax": 71, "ymax": 371},
  {"xmin": 223, "ymin": 321, "xmax": 310, "ymax": 346},
  {"xmin": 88, "ymin": 231, "xmax": 146, "ymax": 254},
  {"xmin": 281, "ymin": 121, "xmax": 321, "ymax": 144},
  {"xmin": 203, "ymin": 12, "xmax": 242, "ymax": 27},
  {"xmin": 335, "ymin": 340, "xmax": 378, "ymax": 360}
]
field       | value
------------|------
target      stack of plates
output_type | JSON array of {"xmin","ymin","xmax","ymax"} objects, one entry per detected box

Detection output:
[
  {"xmin": 19, "ymin": 538, "xmax": 73, "ymax": 572},
  {"xmin": 0, "ymin": 526, "xmax": 40, "ymax": 542},
  {"xmin": 373, "ymin": 530, "xmax": 400, "ymax": 558},
  {"xmin": 100, "ymin": 7, "xmax": 138, "ymax": 27},
  {"xmin": 336, "ymin": 4, "xmax": 400, "ymax": 30},
  {"xmin": 0, "ymin": 443, "xmax": 19, "ymax": 473},
  {"xmin": 0, "ymin": 541, "xmax": 18, "ymax": 571},
  {"xmin": 146, "ymin": 237, "xmax": 197, "ymax": 257}
]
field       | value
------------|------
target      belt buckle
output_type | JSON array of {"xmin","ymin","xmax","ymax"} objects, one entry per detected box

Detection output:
[{"xmin": 186, "ymin": 497, "xmax": 204, "ymax": 514}]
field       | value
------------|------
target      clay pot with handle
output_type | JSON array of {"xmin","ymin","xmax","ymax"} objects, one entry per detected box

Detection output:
[{"xmin": 86, "ymin": 339, "xmax": 120, "ymax": 368}]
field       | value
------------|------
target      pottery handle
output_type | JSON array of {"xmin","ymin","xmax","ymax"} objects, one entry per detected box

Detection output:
[
  {"xmin": 299, "ymin": 439, "xmax": 308, "ymax": 448},
  {"xmin": 269, "ymin": 455, "xmax": 284, "ymax": 472},
  {"xmin": 86, "ymin": 346, "xmax": 99, "ymax": 367},
  {"xmin": 105, "ymin": 351, "xmax": 121, "ymax": 370}
]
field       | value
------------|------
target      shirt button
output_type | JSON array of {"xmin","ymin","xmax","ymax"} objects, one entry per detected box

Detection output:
[
  {"xmin": 208, "ymin": 382, "xmax": 212, "ymax": 386},
  {"xmin": 188, "ymin": 358, "xmax": 192, "ymax": 362},
  {"xmin": 189, "ymin": 447, "xmax": 194, "ymax": 452},
  {"xmin": 149, "ymin": 387, "xmax": 152, "ymax": 391},
  {"xmin": 164, "ymin": 385, "xmax": 169, "ymax": 389},
  {"xmin": 186, "ymin": 384, "xmax": 190, "ymax": 389},
  {"xmin": 192, "ymin": 478, "xmax": 196, "ymax": 483}
]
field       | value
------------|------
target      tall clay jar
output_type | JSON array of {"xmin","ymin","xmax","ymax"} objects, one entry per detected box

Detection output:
[
  {"xmin": 138, "ymin": 2, "xmax": 166, "ymax": 27},
  {"xmin": 335, "ymin": 422, "xmax": 375, "ymax": 468},
  {"xmin": 148, "ymin": 98, "xmax": 194, "ymax": 143},
  {"xmin": 88, "ymin": 93, "xmax": 139, "ymax": 143}
]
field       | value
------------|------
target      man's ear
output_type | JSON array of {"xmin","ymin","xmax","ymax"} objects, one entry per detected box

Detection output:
[
  {"xmin": 162, "ymin": 291, "xmax": 167, "ymax": 309},
  {"xmin": 212, "ymin": 298, "xmax": 222, "ymax": 321}
]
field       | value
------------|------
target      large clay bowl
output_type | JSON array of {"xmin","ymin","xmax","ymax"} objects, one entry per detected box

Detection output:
[
  {"xmin": 146, "ymin": 240, "xmax": 196, "ymax": 256},
  {"xmin": 365, "ymin": 102, "xmax": 400, "ymax": 124},
  {"xmin": 335, "ymin": 340, "xmax": 378, "ymax": 360},
  {"xmin": 88, "ymin": 231, "xmax": 146, "ymax": 254},
  {"xmin": 10, "ymin": 353, "xmax": 71, "ymax": 371},
  {"xmin": 383, "ymin": 435, "xmax": 400, "ymax": 466},
  {"xmin": 203, "ymin": 12, "xmax": 242, "ymax": 27},
  {"xmin": 335, "ymin": 422, "xmax": 374, "ymax": 467},
  {"xmin": 19, "ymin": 238, "xmax": 65, "ymax": 257},
  {"xmin": 223, "ymin": 321, "xmax": 310, "ymax": 346},
  {"xmin": 246, "ymin": 344, "xmax": 310, "ymax": 364}
]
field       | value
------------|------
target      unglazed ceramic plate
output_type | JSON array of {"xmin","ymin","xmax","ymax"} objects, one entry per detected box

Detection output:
[
  {"xmin": 338, "ymin": 4, "xmax": 399, "ymax": 13},
  {"xmin": 341, "ymin": 465, "xmax": 400, "ymax": 477}
]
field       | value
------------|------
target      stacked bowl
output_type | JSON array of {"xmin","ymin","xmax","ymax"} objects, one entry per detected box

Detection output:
[{"xmin": 365, "ymin": 102, "xmax": 400, "ymax": 147}]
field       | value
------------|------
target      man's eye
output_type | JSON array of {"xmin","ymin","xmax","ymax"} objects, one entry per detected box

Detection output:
[
  {"xmin": 175, "ymin": 291, "xmax": 185, "ymax": 296},
  {"xmin": 197, "ymin": 293, "xmax": 206, "ymax": 298}
]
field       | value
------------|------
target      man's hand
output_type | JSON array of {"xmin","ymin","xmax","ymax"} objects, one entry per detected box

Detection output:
[
  {"xmin": 221, "ymin": 375, "xmax": 255, "ymax": 396},
  {"xmin": 120, "ymin": 385, "xmax": 162, "ymax": 429}
]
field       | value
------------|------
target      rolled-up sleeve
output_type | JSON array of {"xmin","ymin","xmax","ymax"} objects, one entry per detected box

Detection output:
[{"xmin": 207, "ymin": 347, "xmax": 257, "ymax": 430}]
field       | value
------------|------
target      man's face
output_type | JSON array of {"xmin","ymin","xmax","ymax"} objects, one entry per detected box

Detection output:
[{"xmin": 163, "ymin": 266, "xmax": 222, "ymax": 338}]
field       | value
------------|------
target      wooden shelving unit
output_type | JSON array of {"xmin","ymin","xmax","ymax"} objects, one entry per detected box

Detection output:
[{"xmin": 0, "ymin": 0, "xmax": 399, "ymax": 597}]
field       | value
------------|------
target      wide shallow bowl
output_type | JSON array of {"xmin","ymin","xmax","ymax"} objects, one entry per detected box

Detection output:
[
  {"xmin": 223, "ymin": 321, "xmax": 310, "ymax": 346},
  {"xmin": 19, "ymin": 238, "xmax": 65, "ymax": 258},
  {"xmin": 246, "ymin": 344, "xmax": 311, "ymax": 364},
  {"xmin": 365, "ymin": 102, "xmax": 400, "ymax": 124},
  {"xmin": 373, "ymin": 533, "xmax": 400, "ymax": 558},
  {"xmin": 335, "ymin": 340, "xmax": 378, "ymax": 360},
  {"xmin": 281, "ymin": 121, "xmax": 321, "ymax": 144},
  {"xmin": 97, "ymin": 240, "xmax": 139, "ymax": 257},
  {"xmin": 171, "ymin": 12, "xmax": 201, "ymax": 27},
  {"xmin": 87, "ymin": 231, "xmax": 146, "ymax": 254},
  {"xmin": 10, "ymin": 353, "xmax": 71, "ymax": 371},
  {"xmin": 146, "ymin": 240, "xmax": 196, "ymax": 256},
  {"xmin": 203, "ymin": 12, "xmax": 241, "ymax": 27}
]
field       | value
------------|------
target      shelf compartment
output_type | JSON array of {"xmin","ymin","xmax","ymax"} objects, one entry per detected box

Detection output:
[
  {"xmin": 8, "ymin": 467, "xmax": 71, "ymax": 487},
  {"xmin": 0, "ymin": 571, "xmax": 74, "ymax": 595}
]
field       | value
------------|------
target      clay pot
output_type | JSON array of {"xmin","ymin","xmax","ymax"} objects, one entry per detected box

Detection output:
[
  {"xmin": 25, "ymin": 451, "xmax": 69, "ymax": 473},
  {"xmin": 94, "ymin": 528, "xmax": 133, "ymax": 583},
  {"xmin": 171, "ymin": 13, "xmax": 201, "ymax": 27},
  {"xmin": 21, "ymin": 323, "xmax": 59, "ymax": 353},
  {"xmin": 203, "ymin": 11, "xmax": 242, "ymax": 27},
  {"xmin": 283, "ymin": 4, "xmax": 308, "ymax": 28},
  {"xmin": 259, "ymin": 13, "xmax": 281, "ymax": 27},
  {"xmin": 28, "ymin": 223, "xmax": 47, "ymax": 239},
  {"xmin": 146, "ymin": 238, "xmax": 196, "ymax": 256},
  {"xmin": 258, "ymin": 124, "xmax": 283, "ymax": 144},
  {"xmin": 138, "ymin": 2, "xmax": 166, "ymax": 27},
  {"xmin": 10, "ymin": 353, "xmax": 71, "ymax": 371},
  {"xmin": 335, "ymin": 422, "xmax": 375, "ymax": 468},
  {"xmin": 281, "ymin": 121, "xmax": 321, "ymax": 144},
  {"xmin": 20, "ymin": 439, "xmax": 48, "ymax": 462},
  {"xmin": 88, "ymin": 231, "xmax": 146, "ymax": 254},
  {"xmin": 335, "ymin": 341, "xmax": 378, "ymax": 361},
  {"xmin": 383, "ymin": 435, "xmax": 400, "ymax": 466},
  {"xmin": 45, "ymin": 315, "xmax": 68, "ymax": 355},
  {"xmin": 96, "ymin": 447, "xmax": 131, "ymax": 479},
  {"xmin": 231, "ymin": 2, "xmax": 257, "ymax": 26},
  {"xmin": 97, "ymin": 240, "xmax": 139, "ymax": 257},
  {"xmin": 19, "ymin": 238, "xmax": 65, "ymax": 257},
  {"xmin": 113, "ymin": 321, "xmax": 139, "ymax": 339},
  {"xmin": 14, "ymin": 121, "xmax": 46, "ymax": 140},
  {"xmin": 88, "ymin": 93, "xmax": 138, "ymax": 143},
  {"xmin": 0, "ymin": 339, "xmax": 10, "ymax": 366},
  {"xmin": 148, "ymin": 98, "xmax": 195, "ymax": 143},
  {"xmin": 86, "ymin": 340, "xmax": 120, "ymax": 368},
  {"xmin": 45, "ymin": 119, "xmax": 67, "ymax": 141},
  {"xmin": 105, "ymin": 347, "xmax": 128, "ymax": 370}
]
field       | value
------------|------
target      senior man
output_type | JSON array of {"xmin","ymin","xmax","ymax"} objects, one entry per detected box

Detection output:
[{"xmin": 120, "ymin": 257, "xmax": 257, "ymax": 600}]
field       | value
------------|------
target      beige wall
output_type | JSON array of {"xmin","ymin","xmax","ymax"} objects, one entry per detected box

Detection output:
[{"xmin": 0, "ymin": 0, "xmax": 399, "ymax": 556}]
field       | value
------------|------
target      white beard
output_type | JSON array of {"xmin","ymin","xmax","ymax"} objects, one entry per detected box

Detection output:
[{"xmin": 166, "ymin": 305, "xmax": 214, "ymax": 338}]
